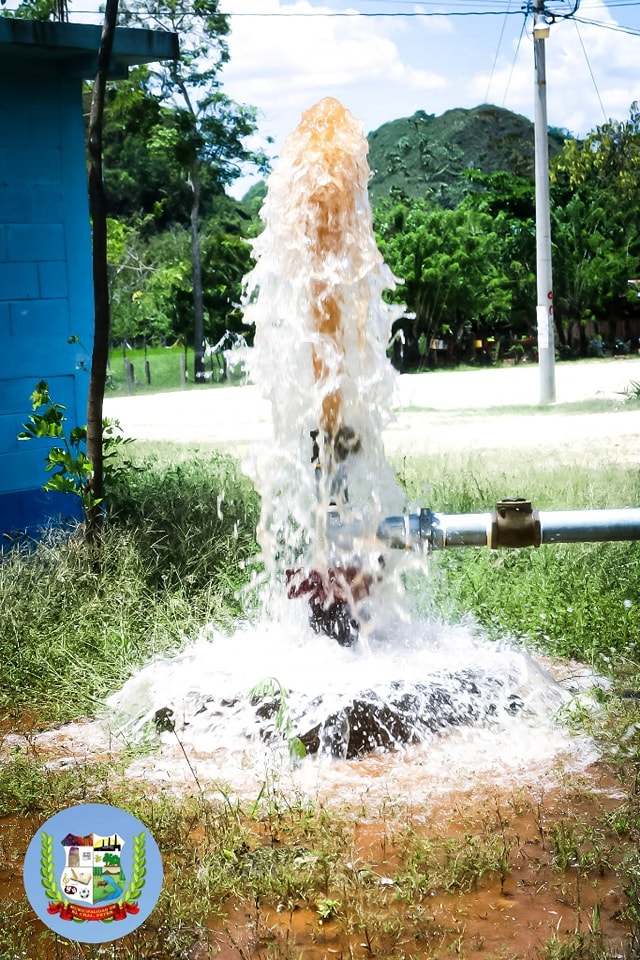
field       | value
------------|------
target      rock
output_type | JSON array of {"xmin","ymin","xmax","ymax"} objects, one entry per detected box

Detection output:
[{"xmin": 290, "ymin": 673, "xmax": 524, "ymax": 759}]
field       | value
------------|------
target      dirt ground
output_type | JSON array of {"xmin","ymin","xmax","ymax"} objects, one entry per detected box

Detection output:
[{"xmin": 104, "ymin": 357, "xmax": 640, "ymax": 465}]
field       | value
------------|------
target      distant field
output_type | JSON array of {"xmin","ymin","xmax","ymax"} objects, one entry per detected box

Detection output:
[{"xmin": 107, "ymin": 345, "xmax": 245, "ymax": 396}]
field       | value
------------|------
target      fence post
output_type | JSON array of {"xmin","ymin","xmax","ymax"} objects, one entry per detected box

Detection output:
[{"xmin": 125, "ymin": 358, "xmax": 135, "ymax": 394}]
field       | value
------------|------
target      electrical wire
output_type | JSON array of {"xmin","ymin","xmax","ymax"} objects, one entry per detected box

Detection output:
[
  {"xmin": 501, "ymin": 12, "xmax": 528, "ymax": 106},
  {"xmin": 485, "ymin": 0, "xmax": 513, "ymax": 103},
  {"xmin": 573, "ymin": 13, "xmax": 640, "ymax": 34},
  {"xmin": 573, "ymin": 16, "xmax": 610, "ymax": 122},
  {"xmin": 220, "ymin": 9, "xmax": 527, "ymax": 15}
]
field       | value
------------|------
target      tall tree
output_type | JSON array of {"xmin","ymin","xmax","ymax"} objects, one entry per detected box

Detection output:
[
  {"xmin": 551, "ymin": 103, "xmax": 640, "ymax": 346},
  {"xmin": 119, "ymin": 0, "xmax": 270, "ymax": 380},
  {"xmin": 375, "ymin": 199, "xmax": 513, "ymax": 362},
  {"xmin": 85, "ymin": 0, "xmax": 120, "ymax": 538},
  {"xmin": 107, "ymin": 201, "xmax": 254, "ymax": 350},
  {"xmin": 464, "ymin": 171, "xmax": 537, "ymax": 332}
]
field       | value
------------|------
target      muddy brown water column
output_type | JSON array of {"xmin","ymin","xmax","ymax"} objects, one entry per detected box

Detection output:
[
  {"xmin": 297, "ymin": 99, "xmax": 370, "ymax": 483},
  {"xmin": 243, "ymin": 97, "xmax": 404, "ymax": 643}
]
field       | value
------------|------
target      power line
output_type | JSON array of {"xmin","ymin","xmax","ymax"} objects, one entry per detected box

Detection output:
[
  {"xmin": 573, "ymin": 16, "xmax": 610, "ymax": 121},
  {"xmin": 485, "ymin": 0, "xmax": 517, "ymax": 101},
  {"xmin": 220, "ymin": 8, "xmax": 527, "ymax": 16},
  {"xmin": 502, "ymin": 12, "xmax": 528, "ymax": 106},
  {"xmin": 573, "ymin": 12, "xmax": 640, "ymax": 32}
]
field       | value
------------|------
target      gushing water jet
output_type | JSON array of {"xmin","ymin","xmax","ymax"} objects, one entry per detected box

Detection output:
[
  {"xmin": 243, "ymin": 98, "xmax": 640, "ymax": 644},
  {"xmin": 101, "ymin": 98, "xmax": 632, "ymax": 776},
  {"xmin": 243, "ymin": 97, "xmax": 406, "ymax": 645}
]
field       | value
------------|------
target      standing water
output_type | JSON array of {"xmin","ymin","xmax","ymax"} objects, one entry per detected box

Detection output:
[{"xmin": 105, "ymin": 99, "xmax": 598, "ymax": 796}]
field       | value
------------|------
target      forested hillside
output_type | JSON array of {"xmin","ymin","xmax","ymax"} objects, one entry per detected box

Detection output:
[{"xmin": 366, "ymin": 104, "xmax": 567, "ymax": 207}]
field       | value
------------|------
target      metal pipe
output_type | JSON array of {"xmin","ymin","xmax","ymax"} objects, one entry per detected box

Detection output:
[
  {"xmin": 375, "ymin": 505, "xmax": 640, "ymax": 551},
  {"xmin": 538, "ymin": 509, "xmax": 640, "ymax": 544}
]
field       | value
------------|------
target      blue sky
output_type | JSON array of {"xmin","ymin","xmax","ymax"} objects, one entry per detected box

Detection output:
[{"xmin": 219, "ymin": 0, "xmax": 640, "ymax": 193}]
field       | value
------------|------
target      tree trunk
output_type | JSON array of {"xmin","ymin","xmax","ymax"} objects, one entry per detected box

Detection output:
[
  {"xmin": 86, "ymin": 0, "xmax": 119, "ymax": 539},
  {"xmin": 190, "ymin": 164, "xmax": 205, "ymax": 382}
]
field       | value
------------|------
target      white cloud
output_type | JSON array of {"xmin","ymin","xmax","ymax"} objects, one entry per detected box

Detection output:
[
  {"xmin": 222, "ymin": 0, "xmax": 448, "ymax": 152},
  {"xmin": 475, "ymin": 1, "xmax": 640, "ymax": 137}
]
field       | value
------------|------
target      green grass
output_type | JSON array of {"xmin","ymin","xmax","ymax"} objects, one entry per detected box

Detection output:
[
  {"xmin": 107, "ymin": 345, "xmax": 247, "ymax": 396},
  {"xmin": 0, "ymin": 450, "xmax": 260, "ymax": 720},
  {"xmin": 393, "ymin": 451, "xmax": 640, "ymax": 673},
  {"xmin": 2, "ymin": 442, "xmax": 640, "ymax": 715}
]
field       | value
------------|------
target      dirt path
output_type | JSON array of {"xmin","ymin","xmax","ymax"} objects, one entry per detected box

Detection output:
[{"xmin": 104, "ymin": 357, "xmax": 640, "ymax": 464}]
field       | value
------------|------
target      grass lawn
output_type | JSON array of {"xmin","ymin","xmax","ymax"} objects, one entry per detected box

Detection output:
[{"xmin": 107, "ymin": 345, "xmax": 247, "ymax": 396}]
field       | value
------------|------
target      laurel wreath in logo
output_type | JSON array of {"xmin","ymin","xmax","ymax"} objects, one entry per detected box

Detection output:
[
  {"xmin": 39, "ymin": 832, "xmax": 64, "ymax": 904},
  {"xmin": 121, "ymin": 831, "xmax": 146, "ymax": 904}
]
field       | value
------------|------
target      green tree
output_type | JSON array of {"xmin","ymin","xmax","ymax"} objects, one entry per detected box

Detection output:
[
  {"xmin": 118, "ymin": 0, "xmax": 270, "ymax": 381},
  {"xmin": 464, "ymin": 171, "xmax": 537, "ymax": 333},
  {"xmin": 551, "ymin": 103, "xmax": 640, "ymax": 348},
  {"xmin": 99, "ymin": 67, "xmax": 193, "ymax": 226},
  {"xmin": 0, "ymin": 0, "xmax": 67, "ymax": 19},
  {"xmin": 375, "ymin": 199, "xmax": 513, "ymax": 364},
  {"xmin": 108, "ymin": 202, "xmax": 254, "ymax": 351}
]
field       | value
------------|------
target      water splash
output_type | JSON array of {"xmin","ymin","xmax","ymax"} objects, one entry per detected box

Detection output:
[
  {"xmin": 242, "ymin": 97, "xmax": 406, "ymax": 640},
  {"xmin": 103, "ymin": 617, "xmax": 598, "ymax": 799},
  {"xmin": 103, "ymin": 99, "xmax": 595, "ymax": 783}
]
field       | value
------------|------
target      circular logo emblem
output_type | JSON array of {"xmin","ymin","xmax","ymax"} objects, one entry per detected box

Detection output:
[{"xmin": 23, "ymin": 803, "xmax": 163, "ymax": 943}]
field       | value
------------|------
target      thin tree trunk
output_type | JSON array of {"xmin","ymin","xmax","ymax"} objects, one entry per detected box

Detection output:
[
  {"xmin": 190, "ymin": 163, "xmax": 206, "ymax": 382},
  {"xmin": 86, "ymin": 0, "xmax": 119, "ymax": 539}
]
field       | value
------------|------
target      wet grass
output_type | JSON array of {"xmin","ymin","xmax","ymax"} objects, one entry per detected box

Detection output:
[
  {"xmin": 0, "ymin": 451, "xmax": 260, "ymax": 721},
  {"xmin": 1, "ymin": 442, "xmax": 640, "ymax": 957}
]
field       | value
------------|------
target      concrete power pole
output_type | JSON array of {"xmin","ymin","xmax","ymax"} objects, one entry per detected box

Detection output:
[{"xmin": 533, "ymin": 1, "xmax": 556, "ymax": 403}]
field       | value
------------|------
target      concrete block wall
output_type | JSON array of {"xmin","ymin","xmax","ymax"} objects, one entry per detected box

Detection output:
[{"xmin": 0, "ymin": 64, "xmax": 93, "ymax": 537}]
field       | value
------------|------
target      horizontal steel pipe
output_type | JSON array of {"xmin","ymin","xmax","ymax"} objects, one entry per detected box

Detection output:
[
  {"xmin": 376, "ymin": 507, "xmax": 640, "ymax": 550},
  {"xmin": 538, "ymin": 508, "xmax": 640, "ymax": 545}
]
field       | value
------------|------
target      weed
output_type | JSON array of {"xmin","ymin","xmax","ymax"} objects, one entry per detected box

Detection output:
[
  {"xmin": 316, "ymin": 897, "xmax": 341, "ymax": 922},
  {"xmin": 0, "ymin": 750, "xmax": 109, "ymax": 818},
  {"xmin": 623, "ymin": 379, "xmax": 640, "ymax": 402},
  {"xmin": 249, "ymin": 677, "xmax": 307, "ymax": 761},
  {"xmin": 17, "ymin": 380, "xmax": 134, "ymax": 527}
]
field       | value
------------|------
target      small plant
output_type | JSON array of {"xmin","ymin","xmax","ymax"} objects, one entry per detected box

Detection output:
[
  {"xmin": 624, "ymin": 379, "xmax": 640, "ymax": 402},
  {"xmin": 249, "ymin": 676, "xmax": 307, "ymax": 761},
  {"xmin": 18, "ymin": 380, "xmax": 131, "ymax": 525},
  {"xmin": 316, "ymin": 897, "xmax": 341, "ymax": 923}
]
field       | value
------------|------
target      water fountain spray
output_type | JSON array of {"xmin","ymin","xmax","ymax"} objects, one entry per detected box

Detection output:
[
  {"xmin": 243, "ymin": 97, "xmax": 406, "ymax": 646},
  {"xmin": 103, "ymin": 98, "xmax": 640, "ymax": 771}
]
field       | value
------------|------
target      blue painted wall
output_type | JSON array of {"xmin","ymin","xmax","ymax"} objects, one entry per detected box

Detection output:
[{"xmin": 0, "ymin": 62, "xmax": 93, "ymax": 537}]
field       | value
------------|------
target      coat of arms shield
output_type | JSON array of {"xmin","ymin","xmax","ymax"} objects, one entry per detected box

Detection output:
[{"xmin": 59, "ymin": 831, "xmax": 126, "ymax": 909}]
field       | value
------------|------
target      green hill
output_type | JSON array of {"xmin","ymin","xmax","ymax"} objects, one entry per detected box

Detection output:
[{"xmin": 366, "ymin": 104, "xmax": 567, "ymax": 207}]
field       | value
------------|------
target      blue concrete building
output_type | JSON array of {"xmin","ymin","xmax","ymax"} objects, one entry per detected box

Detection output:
[{"xmin": 0, "ymin": 18, "xmax": 178, "ymax": 539}]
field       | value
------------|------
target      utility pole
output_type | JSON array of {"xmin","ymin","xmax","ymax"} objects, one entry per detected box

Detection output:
[{"xmin": 533, "ymin": 0, "xmax": 556, "ymax": 403}]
